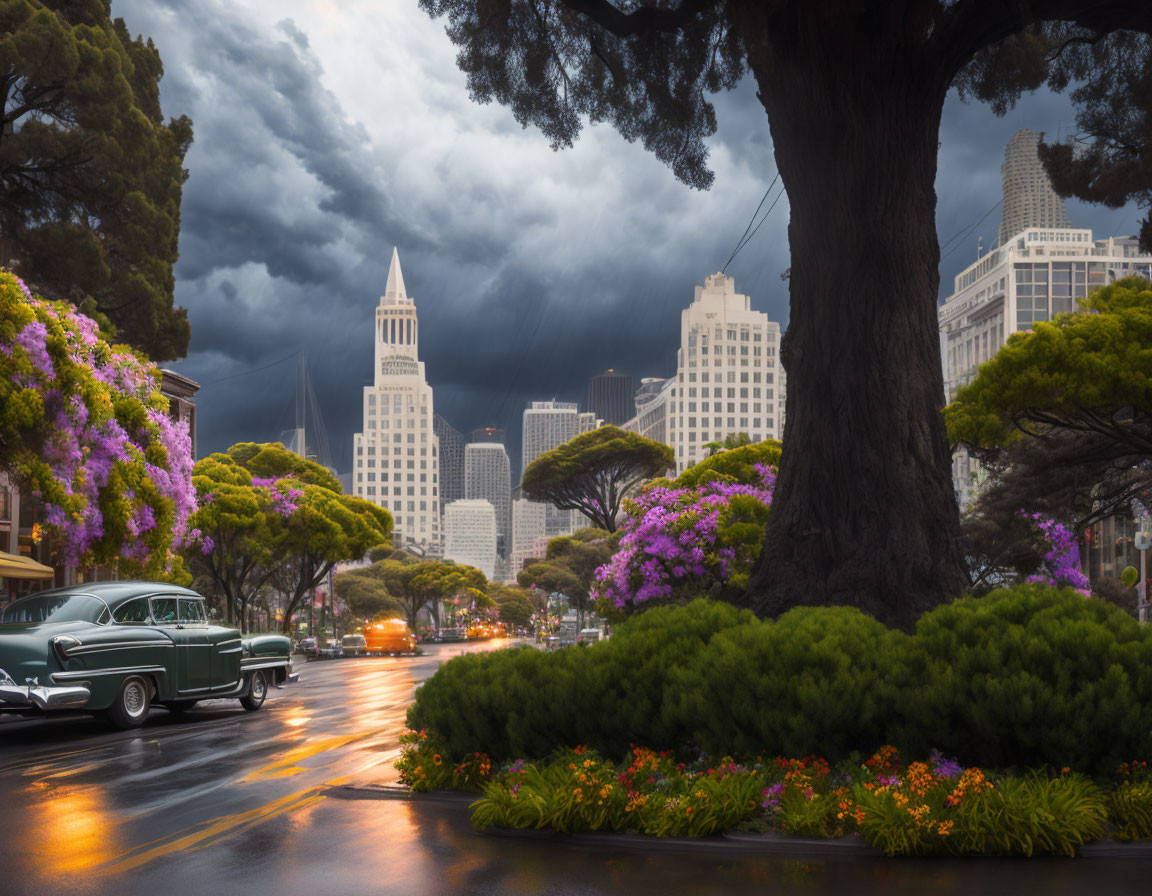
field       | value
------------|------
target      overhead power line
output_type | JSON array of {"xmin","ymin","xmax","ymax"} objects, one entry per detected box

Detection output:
[
  {"xmin": 722, "ymin": 173, "xmax": 781, "ymax": 273},
  {"xmin": 939, "ymin": 199, "xmax": 1003, "ymax": 263}
]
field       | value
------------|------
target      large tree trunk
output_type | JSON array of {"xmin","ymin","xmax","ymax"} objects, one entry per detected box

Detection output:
[{"xmin": 741, "ymin": 36, "xmax": 968, "ymax": 630}]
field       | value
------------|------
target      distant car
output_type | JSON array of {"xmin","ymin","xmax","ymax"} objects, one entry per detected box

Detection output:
[
  {"xmin": 438, "ymin": 627, "xmax": 466, "ymax": 642},
  {"xmin": 317, "ymin": 638, "xmax": 343, "ymax": 659},
  {"xmin": 364, "ymin": 619, "xmax": 416, "ymax": 655},
  {"xmin": 0, "ymin": 582, "xmax": 297, "ymax": 729},
  {"xmin": 341, "ymin": 634, "xmax": 367, "ymax": 657},
  {"xmin": 296, "ymin": 637, "xmax": 317, "ymax": 656}
]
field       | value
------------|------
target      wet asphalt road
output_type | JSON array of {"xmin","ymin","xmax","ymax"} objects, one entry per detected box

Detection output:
[{"xmin": 2, "ymin": 638, "xmax": 1151, "ymax": 896}]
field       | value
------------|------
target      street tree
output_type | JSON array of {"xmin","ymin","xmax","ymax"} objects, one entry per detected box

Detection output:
[
  {"xmin": 334, "ymin": 568, "xmax": 403, "ymax": 622},
  {"xmin": 188, "ymin": 442, "xmax": 392, "ymax": 632},
  {"xmin": 946, "ymin": 277, "xmax": 1152, "ymax": 457},
  {"xmin": 518, "ymin": 528, "xmax": 615, "ymax": 626},
  {"xmin": 371, "ymin": 558, "xmax": 488, "ymax": 631},
  {"xmin": 487, "ymin": 582, "xmax": 538, "ymax": 628},
  {"xmin": 1, "ymin": 0, "xmax": 194, "ymax": 359},
  {"xmin": 421, "ymin": 0, "xmax": 1152, "ymax": 628},
  {"xmin": 521, "ymin": 425, "xmax": 673, "ymax": 532},
  {"xmin": 0, "ymin": 270, "xmax": 195, "ymax": 577}
]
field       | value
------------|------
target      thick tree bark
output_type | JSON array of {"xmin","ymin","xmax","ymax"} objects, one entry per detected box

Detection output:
[{"xmin": 740, "ymin": 36, "xmax": 968, "ymax": 630}]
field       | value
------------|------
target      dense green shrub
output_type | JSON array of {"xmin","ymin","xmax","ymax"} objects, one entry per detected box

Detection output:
[
  {"xmin": 671, "ymin": 606, "xmax": 904, "ymax": 760},
  {"xmin": 409, "ymin": 586, "xmax": 1152, "ymax": 774},
  {"xmin": 892, "ymin": 585, "xmax": 1152, "ymax": 775},
  {"xmin": 406, "ymin": 599, "xmax": 754, "ymax": 760}
]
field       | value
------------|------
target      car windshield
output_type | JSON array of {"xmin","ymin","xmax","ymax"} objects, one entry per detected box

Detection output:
[{"xmin": 1, "ymin": 593, "xmax": 105, "ymax": 625}]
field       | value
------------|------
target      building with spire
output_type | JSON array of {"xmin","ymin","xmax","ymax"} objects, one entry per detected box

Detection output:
[
  {"xmin": 998, "ymin": 129, "xmax": 1071, "ymax": 247},
  {"xmin": 352, "ymin": 248, "xmax": 441, "ymax": 552}
]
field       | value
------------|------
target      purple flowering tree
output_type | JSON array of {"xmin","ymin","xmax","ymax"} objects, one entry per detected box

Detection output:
[
  {"xmin": 0, "ymin": 270, "xmax": 195, "ymax": 577},
  {"xmin": 188, "ymin": 442, "xmax": 392, "ymax": 631},
  {"xmin": 1019, "ymin": 512, "xmax": 1091, "ymax": 594},
  {"xmin": 594, "ymin": 462, "xmax": 776, "ymax": 611}
]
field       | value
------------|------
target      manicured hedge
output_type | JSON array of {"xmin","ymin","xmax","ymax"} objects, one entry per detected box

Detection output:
[{"xmin": 406, "ymin": 586, "xmax": 1152, "ymax": 775}]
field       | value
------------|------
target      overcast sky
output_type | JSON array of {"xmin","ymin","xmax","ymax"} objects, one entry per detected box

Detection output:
[{"xmin": 113, "ymin": 0, "xmax": 1145, "ymax": 478}]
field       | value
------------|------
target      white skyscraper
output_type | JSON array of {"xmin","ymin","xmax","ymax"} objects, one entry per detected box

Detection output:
[
  {"xmin": 998, "ymin": 129, "xmax": 1072, "ymax": 247},
  {"xmin": 444, "ymin": 499, "xmax": 498, "ymax": 581},
  {"xmin": 465, "ymin": 442, "xmax": 511, "ymax": 559},
  {"xmin": 352, "ymin": 248, "xmax": 441, "ymax": 551},
  {"xmin": 668, "ymin": 273, "xmax": 786, "ymax": 473},
  {"xmin": 510, "ymin": 497, "xmax": 548, "ymax": 575},
  {"xmin": 521, "ymin": 401, "xmax": 598, "ymax": 536}
]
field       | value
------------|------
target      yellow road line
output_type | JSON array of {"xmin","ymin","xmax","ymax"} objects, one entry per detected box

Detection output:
[{"xmin": 100, "ymin": 786, "xmax": 328, "ymax": 875}]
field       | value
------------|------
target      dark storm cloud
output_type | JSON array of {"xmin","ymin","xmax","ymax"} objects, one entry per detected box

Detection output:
[{"xmin": 110, "ymin": 1, "xmax": 1142, "ymax": 476}]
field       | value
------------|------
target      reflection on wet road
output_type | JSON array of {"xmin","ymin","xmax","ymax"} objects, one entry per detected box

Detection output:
[
  {"xmin": 0, "ymin": 639, "xmax": 506, "ymax": 895},
  {"xmin": 4, "ymin": 637, "xmax": 1151, "ymax": 896}
]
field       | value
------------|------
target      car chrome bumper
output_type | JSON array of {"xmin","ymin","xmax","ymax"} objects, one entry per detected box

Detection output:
[{"xmin": 0, "ymin": 668, "xmax": 90, "ymax": 711}]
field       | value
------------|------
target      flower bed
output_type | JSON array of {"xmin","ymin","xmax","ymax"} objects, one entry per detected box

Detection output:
[{"xmin": 395, "ymin": 736, "xmax": 1152, "ymax": 857}]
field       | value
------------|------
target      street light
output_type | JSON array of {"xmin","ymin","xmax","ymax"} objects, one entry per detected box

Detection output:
[{"xmin": 1135, "ymin": 515, "xmax": 1151, "ymax": 625}]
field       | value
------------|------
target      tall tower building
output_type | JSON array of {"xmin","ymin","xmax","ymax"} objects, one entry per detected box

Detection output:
[
  {"xmin": 998, "ymin": 129, "xmax": 1071, "ymax": 246},
  {"xmin": 443, "ymin": 499, "xmax": 497, "ymax": 581},
  {"xmin": 521, "ymin": 401, "xmax": 598, "ymax": 536},
  {"xmin": 352, "ymin": 248, "xmax": 440, "ymax": 551},
  {"xmin": 434, "ymin": 414, "xmax": 464, "ymax": 515},
  {"xmin": 586, "ymin": 369, "xmax": 635, "ymax": 426},
  {"xmin": 465, "ymin": 441, "xmax": 511, "ymax": 561},
  {"xmin": 668, "ymin": 273, "xmax": 785, "ymax": 473}
]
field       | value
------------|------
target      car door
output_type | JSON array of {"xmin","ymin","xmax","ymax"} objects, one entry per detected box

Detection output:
[{"xmin": 150, "ymin": 596, "xmax": 209, "ymax": 692}]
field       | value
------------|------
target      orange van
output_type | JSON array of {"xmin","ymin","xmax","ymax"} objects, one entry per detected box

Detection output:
[{"xmin": 364, "ymin": 618, "xmax": 417, "ymax": 655}]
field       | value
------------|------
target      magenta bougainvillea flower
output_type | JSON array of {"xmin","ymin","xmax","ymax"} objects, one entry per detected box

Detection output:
[
  {"xmin": 0, "ymin": 271, "xmax": 195, "ymax": 573},
  {"xmin": 593, "ymin": 463, "xmax": 776, "ymax": 608}
]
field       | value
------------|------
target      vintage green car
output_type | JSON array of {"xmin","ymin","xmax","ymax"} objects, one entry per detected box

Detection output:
[{"xmin": 0, "ymin": 581, "xmax": 298, "ymax": 729}]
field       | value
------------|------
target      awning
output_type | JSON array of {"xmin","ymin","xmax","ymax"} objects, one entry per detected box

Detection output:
[{"xmin": 0, "ymin": 551, "xmax": 55, "ymax": 580}]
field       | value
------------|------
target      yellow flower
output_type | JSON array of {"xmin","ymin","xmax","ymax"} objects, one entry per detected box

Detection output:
[{"xmin": 433, "ymin": 754, "xmax": 442, "ymax": 765}]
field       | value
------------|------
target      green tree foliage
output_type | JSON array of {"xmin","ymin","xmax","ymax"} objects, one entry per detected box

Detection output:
[
  {"xmin": 334, "ymin": 567, "xmax": 403, "ymax": 622},
  {"xmin": 702, "ymin": 431, "xmax": 752, "ymax": 457},
  {"xmin": 672, "ymin": 439, "xmax": 781, "ymax": 489},
  {"xmin": 187, "ymin": 442, "xmax": 392, "ymax": 632},
  {"xmin": 366, "ymin": 558, "xmax": 487, "ymax": 631},
  {"xmin": 420, "ymin": 0, "xmax": 1152, "ymax": 628},
  {"xmin": 0, "ymin": 0, "xmax": 194, "ymax": 359},
  {"xmin": 520, "ymin": 426, "xmax": 673, "ymax": 532},
  {"xmin": 946, "ymin": 277, "xmax": 1152, "ymax": 455},
  {"xmin": 486, "ymin": 581, "xmax": 538, "ymax": 629},
  {"xmin": 518, "ymin": 528, "xmax": 614, "ymax": 626},
  {"xmin": 409, "ymin": 588, "xmax": 1152, "ymax": 775}
]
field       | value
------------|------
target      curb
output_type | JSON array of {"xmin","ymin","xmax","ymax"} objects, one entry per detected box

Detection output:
[{"xmin": 333, "ymin": 783, "xmax": 1152, "ymax": 859}]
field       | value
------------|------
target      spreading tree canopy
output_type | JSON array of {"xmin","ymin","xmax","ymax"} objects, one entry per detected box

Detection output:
[
  {"xmin": 520, "ymin": 425, "xmax": 673, "ymax": 532},
  {"xmin": 518, "ymin": 527, "xmax": 615, "ymax": 625},
  {"xmin": 368, "ymin": 558, "xmax": 488, "ymax": 630},
  {"xmin": 187, "ymin": 442, "xmax": 392, "ymax": 632},
  {"xmin": 334, "ymin": 567, "xmax": 404, "ymax": 622},
  {"xmin": 422, "ymin": 0, "xmax": 1152, "ymax": 628},
  {"xmin": 945, "ymin": 277, "xmax": 1152, "ymax": 455},
  {"xmin": 0, "ymin": 0, "xmax": 193, "ymax": 359}
]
